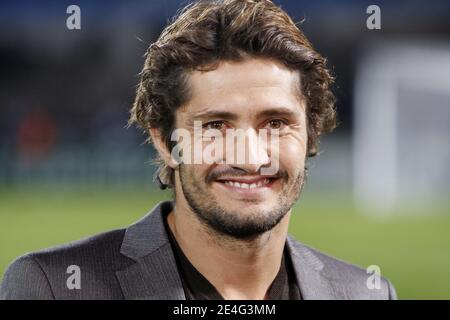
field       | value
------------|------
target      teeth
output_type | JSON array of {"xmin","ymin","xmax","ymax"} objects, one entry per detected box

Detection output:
[{"xmin": 222, "ymin": 179, "xmax": 271, "ymax": 189}]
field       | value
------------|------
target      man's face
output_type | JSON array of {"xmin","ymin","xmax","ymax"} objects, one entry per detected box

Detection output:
[{"xmin": 173, "ymin": 58, "xmax": 308, "ymax": 238}]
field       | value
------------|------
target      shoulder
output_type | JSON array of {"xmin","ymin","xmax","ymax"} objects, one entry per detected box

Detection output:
[
  {"xmin": 0, "ymin": 252, "xmax": 54, "ymax": 299},
  {"xmin": 1, "ymin": 228, "xmax": 131, "ymax": 300},
  {"xmin": 287, "ymin": 236, "xmax": 398, "ymax": 300}
]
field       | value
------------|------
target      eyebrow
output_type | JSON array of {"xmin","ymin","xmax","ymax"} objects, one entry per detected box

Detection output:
[
  {"xmin": 188, "ymin": 110, "xmax": 239, "ymax": 123},
  {"xmin": 187, "ymin": 107, "xmax": 301, "ymax": 123},
  {"xmin": 257, "ymin": 107, "xmax": 301, "ymax": 119}
]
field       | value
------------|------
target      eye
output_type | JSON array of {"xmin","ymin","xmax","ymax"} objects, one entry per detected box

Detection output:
[
  {"xmin": 265, "ymin": 119, "xmax": 287, "ymax": 130},
  {"xmin": 203, "ymin": 120, "xmax": 227, "ymax": 131}
]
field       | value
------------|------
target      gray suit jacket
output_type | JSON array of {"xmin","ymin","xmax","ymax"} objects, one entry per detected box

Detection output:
[{"xmin": 0, "ymin": 201, "xmax": 397, "ymax": 300}]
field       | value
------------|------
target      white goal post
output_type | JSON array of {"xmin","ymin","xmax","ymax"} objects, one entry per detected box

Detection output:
[{"xmin": 353, "ymin": 40, "xmax": 450, "ymax": 215}]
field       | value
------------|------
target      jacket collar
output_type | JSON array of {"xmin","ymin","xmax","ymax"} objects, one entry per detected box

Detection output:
[
  {"xmin": 286, "ymin": 236, "xmax": 346, "ymax": 299},
  {"xmin": 116, "ymin": 201, "xmax": 342, "ymax": 300},
  {"xmin": 116, "ymin": 201, "xmax": 186, "ymax": 300}
]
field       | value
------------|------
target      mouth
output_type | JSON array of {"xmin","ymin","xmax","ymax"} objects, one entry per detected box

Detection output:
[{"xmin": 213, "ymin": 176, "xmax": 280, "ymax": 196}]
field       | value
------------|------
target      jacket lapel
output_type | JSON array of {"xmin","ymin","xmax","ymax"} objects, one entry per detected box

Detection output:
[
  {"xmin": 115, "ymin": 201, "xmax": 186, "ymax": 300},
  {"xmin": 286, "ymin": 236, "xmax": 347, "ymax": 299}
]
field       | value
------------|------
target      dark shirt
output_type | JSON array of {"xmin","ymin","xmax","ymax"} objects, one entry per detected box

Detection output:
[{"xmin": 164, "ymin": 214, "xmax": 302, "ymax": 300}]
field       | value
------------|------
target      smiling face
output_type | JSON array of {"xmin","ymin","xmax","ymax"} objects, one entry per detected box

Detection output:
[{"xmin": 166, "ymin": 58, "xmax": 308, "ymax": 238}]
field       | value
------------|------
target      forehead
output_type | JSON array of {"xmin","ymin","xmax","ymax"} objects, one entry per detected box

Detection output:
[{"xmin": 180, "ymin": 58, "xmax": 304, "ymax": 118}]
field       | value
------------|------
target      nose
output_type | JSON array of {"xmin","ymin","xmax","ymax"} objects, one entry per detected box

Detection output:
[{"xmin": 229, "ymin": 128, "xmax": 271, "ymax": 174}]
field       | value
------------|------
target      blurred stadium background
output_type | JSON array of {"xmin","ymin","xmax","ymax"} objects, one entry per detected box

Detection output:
[{"xmin": 1, "ymin": 0, "xmax": 449, "ymax": 299}]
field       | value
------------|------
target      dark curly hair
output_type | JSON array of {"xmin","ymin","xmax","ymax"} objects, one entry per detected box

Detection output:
[{"xmin": 129, "ymin": 0, "xmax": 337, "ymax": 186}]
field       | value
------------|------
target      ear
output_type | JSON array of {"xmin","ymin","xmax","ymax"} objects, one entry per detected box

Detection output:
[{"xmin": 149, "ymin": 128, "xmax": 178, "ymax": 168}]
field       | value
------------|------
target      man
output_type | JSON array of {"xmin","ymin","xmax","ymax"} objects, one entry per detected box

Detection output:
[{"xmin": 0, "ymin": 0, "xmax": 396, "ymax": 300}]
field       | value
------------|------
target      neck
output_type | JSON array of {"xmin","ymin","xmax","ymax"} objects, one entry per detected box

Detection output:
[{"xmin": 166, "ymin": 198, "xmax": 291, "ymax": 300}]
